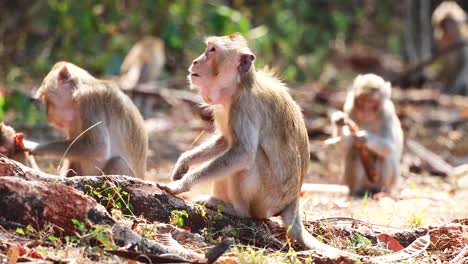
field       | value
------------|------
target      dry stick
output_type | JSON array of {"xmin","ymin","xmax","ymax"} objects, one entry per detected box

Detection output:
[
  {"xmin": 57, "ymin": 121, "xmax": 102, "ymax": 172},
  {"xmin": 391, "ymin": 40, "xmax": 468, "ymax": 85},
  {"xmin": 344, "ymin": 118, "xmax": 379, "ymax": 184}
]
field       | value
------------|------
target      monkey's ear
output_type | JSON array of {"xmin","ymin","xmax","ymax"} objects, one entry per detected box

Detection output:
[
  {"xmin": 239, "ymin": 53, "xmax": 255, "ymax": 73},
  {"xmin": 58, "ymin": 66, "xmax": 72, "ymax": 85},
  {"xmin": 14, "ymin": 133, "xmax": 24, "ymax": 150}
]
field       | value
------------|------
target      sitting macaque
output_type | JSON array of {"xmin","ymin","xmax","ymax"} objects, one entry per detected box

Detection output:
[
  {"xmin": 158, "ymin": 33, "xmax": 382, "ymax": 258},
  {"xmin": 0, "ymin": 123, "xmax": 39, "ymax": 169},
  {"xmin": 119, "ymin": 36, "xmax": 166, "ymax": 118},
  {"xmin": 32, "ymin": 62, "xmax": 148, "ymax": 178},
  {"xmin": 432, "ymin": 1, "xmax": 468, "ymax": 95},
  {"xmin": 331, "ymin": 74, "xmax": 403, "ymax": 196}
]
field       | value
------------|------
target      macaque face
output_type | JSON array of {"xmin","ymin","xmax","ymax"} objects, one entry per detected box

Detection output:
[
  {"xmin": 37, "ymin": 65, "xmax": 78, "ymax": 131},
  {"xmin": 439, "ymin": 18, "xmax": 462, "ymax": 48},
  {"xmin": 354, "ymin": 93, "xmax": 381, "ymax": 123},
  {"xmin": 188, "ymin": 34, "xmax": 255, "ymax": 105},
  {"xmin": 44, "ymin": 91, "xmax": 77, "ymax": 131}
]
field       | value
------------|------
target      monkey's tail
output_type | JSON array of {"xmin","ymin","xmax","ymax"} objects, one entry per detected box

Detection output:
[{"xmin": 282, "ymin": 200, "xmax": 430, "ymax": 263}]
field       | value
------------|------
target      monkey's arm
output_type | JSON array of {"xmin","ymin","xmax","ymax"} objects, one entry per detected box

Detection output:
[
  {"xmin": 160, "ymin": 119, "xmax": 259, "ymax": 194},
  {"xmin": 171, "ymin": 136, "xmax": 228, "ymax": 180},
  {"xmin": 30, "ymin": 128, "xmax": 110, "ymax": 160},
  {"xmin": 361, "ymin": 131, "xmax": 393, "ymax": 159},
  {"xmin": 330, "ymin": 112, "xmax": 353, "ymax": 150}
]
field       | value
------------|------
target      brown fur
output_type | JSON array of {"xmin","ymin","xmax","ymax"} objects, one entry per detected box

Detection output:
[{"xmin": 34, "ymin": 62, "xmax": 148, "ymax": 178}]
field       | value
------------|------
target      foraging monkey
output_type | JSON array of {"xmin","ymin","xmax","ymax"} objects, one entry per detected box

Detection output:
[
  {"xmin": 119, "ymin": 36, "xmax": 166, "ymax": 118},
  {"xmin": 32, "ymin": 62, "xmax": 148, "ymax": 178},
  {"xmin": 0, "ymin": 123, "xmax": 39, "ymax": 169},
  {"xmin": 331, "ymin": 74, "xmax": 403, "ymax": 196},
  {"xmin": 432, "ymin": 1, "xmax": 468, "ymax": 95}
]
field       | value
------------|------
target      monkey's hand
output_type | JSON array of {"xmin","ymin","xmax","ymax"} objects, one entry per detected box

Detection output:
[
  {"xmin": 157, "ymin": 180, "xmax": 190, "ymax": 195},
  {"xmin": 352, "ymin": 130, "xmax": 367, "ymax": 147},
  {"xmin": 331, "ymin": 111, "xmax": 347, "ymax": 127},
  {"xmin": 171, "ymin": 160, "xmax": 190, "ymax": 181}
]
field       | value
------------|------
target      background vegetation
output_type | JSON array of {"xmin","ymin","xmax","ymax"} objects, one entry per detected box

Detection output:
[{"xmin": 0, "ymin": 0, "xmax": 466, "ymax": 125}]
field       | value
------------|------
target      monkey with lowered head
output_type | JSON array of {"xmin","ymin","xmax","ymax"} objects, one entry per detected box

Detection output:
[
  {"xmin": 156, "ymin": 33, "xmax": 415, "ymax": 260},
  {"xmin": 31, "ymin": 62, "xmax": 148, "ymax": 178},
  {"xmin": 432, "ymin": 1, "xmax": 468, "ymax": 95},
  {"xmin": 331, "ymin": 74, "xmax": 404, "ymax": 196},
  {"xmin": 0, "ymin": 123, "xmax": 39, "ymax": 169}
]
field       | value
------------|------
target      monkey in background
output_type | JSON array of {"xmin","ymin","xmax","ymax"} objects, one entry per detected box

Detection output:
[
  {"xmin": 331, "ymin": 74, "xmax": 404, "ymax": 196},
  {"xmin": 432, "ymin": 1, "xmax": 468, "ymax": 95},
  {"xmin": 119, "ymin": 36, "xmax": 166, "ymax": 118},
  {"xmin": 0, "ymin": 123, "xmax": 39, "ymax": 169},
  {"xmin": 31, "ymin": 62, "xmax": 148, "ymax": 178}
]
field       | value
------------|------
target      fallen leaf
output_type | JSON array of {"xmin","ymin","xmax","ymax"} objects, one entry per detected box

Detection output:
[
  {"xmin": 378, "ymin": 233, "xmax": 404, "ymax": 251},
  {"xmin": 27, "ymin": 248, "xmax": 44, "ymax": 259}
]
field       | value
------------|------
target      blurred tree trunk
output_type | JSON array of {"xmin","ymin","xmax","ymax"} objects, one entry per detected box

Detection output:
[{"xmin": 403, "ymin": 0, "xmax": 434, "ymax": 65}]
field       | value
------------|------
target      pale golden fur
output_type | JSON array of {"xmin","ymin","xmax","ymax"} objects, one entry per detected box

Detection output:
[{"xmin": 333, "ymin": 74, "xmax": 403, "ymax": 195}]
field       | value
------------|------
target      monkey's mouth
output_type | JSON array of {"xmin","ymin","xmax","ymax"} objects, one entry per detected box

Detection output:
[{"xmin": 191, "ymin": 73, "xmax": 200, "ymax": 77}]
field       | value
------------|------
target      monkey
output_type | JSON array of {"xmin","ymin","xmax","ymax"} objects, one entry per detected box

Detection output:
[
  {"xmin": 0, "ymin": 123, "xmax": 39, "ymax": 169},
  {"xmin": 156, "ymin": 34, "xmax": 416, "ymax": 261},
  {"xmin": 31, "ymin": 61, "xmax": 148, "ymax": 178},
  {"xmin": 432, "ymin": 1, "xmax": 468, "ymax": 95},
  {"xmin": 331, "ymin": 74, "xmax": 404, "ymax": 196},
  {"xmin": 119, "ymin": 36, "xmax": 166, "ymax": 118}
]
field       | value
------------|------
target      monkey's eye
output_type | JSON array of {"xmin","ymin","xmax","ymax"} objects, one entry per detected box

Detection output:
[{"xmin": 209, "ymin": 47, "xmax": 216, "ymax": 52}]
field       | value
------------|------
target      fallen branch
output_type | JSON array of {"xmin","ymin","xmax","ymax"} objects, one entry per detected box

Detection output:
[
  {"xmin": 406, "ymin": 139, "xmax": 454, "ymax": 176},
  {"xmin": 0, "ymin": 157, "xmax": 283, "ymax": 250},
  {"xmin": 344, "ymin": 118, "xmax": 379, "ymax": 183}
]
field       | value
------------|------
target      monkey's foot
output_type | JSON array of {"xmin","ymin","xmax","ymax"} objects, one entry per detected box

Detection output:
[{"xmin": 196, "ymin": 197, "xmax": 238, "ymax": 216}]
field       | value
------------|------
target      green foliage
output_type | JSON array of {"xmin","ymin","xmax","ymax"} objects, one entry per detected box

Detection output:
[
  {"xmin": 71, "ymin": 219, "xmax": 116, "ymax": 250},
  {"xmin": 0, "ymin": 1, "xmax": 403, "ymax": 121},
  {"xmin": 85, "ymin": 181, "xmax": 133, "ymax": 215},
  {"xmin": 170, "ymin": 209, "xmax": 189, "ymax": 228}
]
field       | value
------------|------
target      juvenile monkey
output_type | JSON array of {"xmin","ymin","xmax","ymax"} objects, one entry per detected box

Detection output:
[
  {"xmin": 0, "ymin": 123, "xmax": 39, "ymax": 169},
  {"xmin": 32, "ymin": 62, "xmax": 148, "ymax": 178},
  {"xmin": 432, "ymin": 1, "xmax": 468, "ymax": 95},
  {"xmin": 331, "ymin": 74, "xmax": 403, "ymax": 196},
  {"xmin": 119, "ymin": 36, "xmax": 166, "ymax": 118}
]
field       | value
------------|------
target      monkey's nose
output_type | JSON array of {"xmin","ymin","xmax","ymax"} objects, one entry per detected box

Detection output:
[{"xmin": 192, "ymin": 59, "xmax": 198, "ymax": 65}]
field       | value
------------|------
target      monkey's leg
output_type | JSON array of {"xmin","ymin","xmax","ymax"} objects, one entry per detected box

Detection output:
[{"xmin": 102, "ymin": 157, "xmax": 134, "ymax": 177}]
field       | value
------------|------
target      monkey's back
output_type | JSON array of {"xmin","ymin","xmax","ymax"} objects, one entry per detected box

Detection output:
[
  {"xmin": 78, "ymin": 81, "xmax": 148, "ymax": 178},
  {"xmin": 232, "ymin": 69, "xmax": 309, "ymax": 217}
]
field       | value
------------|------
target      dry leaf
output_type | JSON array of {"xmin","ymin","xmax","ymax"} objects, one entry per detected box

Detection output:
[{"xmin": 378, "ymin": 233, "xmax": 404, "ymax": 251}]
